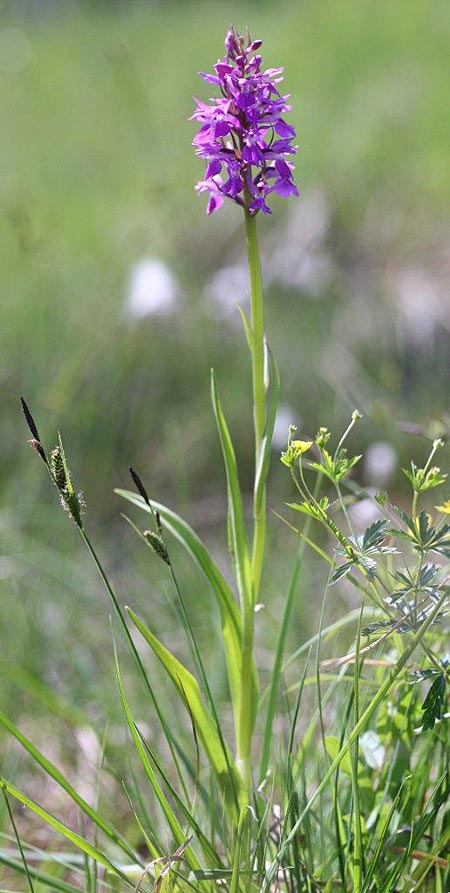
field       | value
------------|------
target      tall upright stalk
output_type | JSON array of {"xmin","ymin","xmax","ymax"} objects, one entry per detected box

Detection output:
[
  {"xmin": 245, "ymin": 208, "xmax": 267, "ymax": 602},
  {"xmin": 233, "ymin": 208, "xmax": 268, "ymax": 793}
]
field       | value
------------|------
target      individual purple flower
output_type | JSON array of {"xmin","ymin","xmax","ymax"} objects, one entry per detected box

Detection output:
[{"xmin": 191, "ymin": 27, "xmax": 299, "ymax": 215}]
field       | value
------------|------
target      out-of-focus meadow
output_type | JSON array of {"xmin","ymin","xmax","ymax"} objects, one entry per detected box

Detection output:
[{"xmin": 1, "ymin": 0, "xmax": 449, "ymax": 744}]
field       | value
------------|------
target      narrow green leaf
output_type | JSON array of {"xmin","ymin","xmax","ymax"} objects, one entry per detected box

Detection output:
[
  {"xmin": 0, "ymin": 853, "xmax": 81, "ymax": 893},
  {"xmin": 136, "ymin": 733, "xmax": 223, "ymax": 869},
  {"xmin": 115, "ymin": 488, "xmax": 243, "ymax": 717},
  {"xmin": 126, "ymin": 607, "xmax": 243, "ymax": 809},
  {"xmin": 330, "ymin": 561, "xmax": 355, "ymax": 584},
  {"xmin": 236, "ymin": 304, "xmax": 253, "ymax": 350},
  {"xmin": 0, "ymin": 778, "xmax": 127, "ymax": 883},
  {"xmin": 253, "ymin": 348, "xmax": 279, "ymax": 524},
  {"xmin": 210, "ymin": 370, "xmax": 252, "ymax": 610},
  {"xmin": 230, "ymin": 808, "xmax": 251, "ymax": 893},
  {"xmin": 0, "ymin": 710, "xmax": 138, "ymax": 865},
  {"xmin": 2, "ymin": 789, "xmax": 35, "ymax": 893},
  {"xmin": 259, "ymin": 560, "xmax": 301, "ymax": 782},
  {"xmin": 361, "ymin": 789, "xmax": 403, "ymax": 891},
  {"xmin": 114, "ymin": 648, "xmax": 201, "ymax": 874}
]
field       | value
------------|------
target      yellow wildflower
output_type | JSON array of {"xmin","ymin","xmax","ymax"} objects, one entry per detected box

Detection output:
[
  {"xmin": 291, "ymin": 440, "xmax": 313, "ymax": 454},
  {"xmin": 435, "ymin": 499, "xmax": 450, "ymax": 514}
]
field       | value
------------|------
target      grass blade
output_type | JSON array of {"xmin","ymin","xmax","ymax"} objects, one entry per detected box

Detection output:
[
  {"xmin": 113, "ymin": 646, "xmax": 201, "ymax": 874},
  {"xmin": 253, "ymin": 346, "xmax": 279, "ymax": 539},
  {"xmin": 115, "ymin": 488, "xmax": 246, "ymax": 720},
  {"xmin": 0, "ymin": 853, "xmax": 82, "ymax": 893},
  {"xmin": 2, "ymin": 789, "xmax": 35, "ymax": 893},
  {"xmin": 0, "ymin": 778, "xmax": 128, "ymax": 883},
  {"xmin": 210, "ymin": 370, "xmax": 252, "ymax": 610},
  {"xmin": 126, "ymin": 607, "xmax": 243, "ymax": 809},
  {"xmin": 0, "ymin": 710, "xmax": 138, "ymax": 865}
]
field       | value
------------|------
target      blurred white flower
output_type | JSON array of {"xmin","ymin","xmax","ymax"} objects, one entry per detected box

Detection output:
[
  {"xmin": 395, "ymin": 270, "xmax": 443, "ymax": 346},
  {"xmin": 360, "ymin": 730, "xmax": 385, "ymax": 770},
  {"xmin": 365, "ymin": 441, "xmax": 397, "ymax": 486},
  {"xmin": 126, "ymin": 257, "xmax": 179, "ymax": 319},
  {"xmin": 348, "ymin": 496, "xmax": 380, "ymax": 531},
  {"xmin": 272, "ymin": 405, "xmax": 300, "ymax": 450},
  {"xmin": 205, "ymin": 264, "xmax": 249, "ymax": 320}
]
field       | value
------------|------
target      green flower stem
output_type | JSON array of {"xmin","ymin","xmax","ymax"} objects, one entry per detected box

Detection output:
[
  {"xmin": 235, "ymin": 209, "xmax": 267, "ymax": 792},
  {"xmin": 412, "ymin": 490, "xmax": 419, "ymax": 522},
  {"xmin": 245, "ymin": 209, "xmax": 267, "ymax": 602}
]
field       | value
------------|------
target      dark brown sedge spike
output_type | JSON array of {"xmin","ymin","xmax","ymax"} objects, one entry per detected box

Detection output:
[
  {"xmin": 129, "ymin": 467, "xmax": 151, "ymax": 507},
  {"xmin": 21, "ymin": 398, "xmax": 47, "ymax": 464},
  {"xmin": 20, "ymin": 397, "xmax": 41, "ymax": 442}
]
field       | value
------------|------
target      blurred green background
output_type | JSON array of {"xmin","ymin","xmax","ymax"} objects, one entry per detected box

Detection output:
[{"xmin": 1, "ymin": 0, "xmax": 449, "ymax": 737}]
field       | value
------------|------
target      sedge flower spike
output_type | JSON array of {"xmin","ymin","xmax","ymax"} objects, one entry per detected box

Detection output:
[{"xmin": 191, "ymin": 27, "xmax": 299, "ymax": 215}]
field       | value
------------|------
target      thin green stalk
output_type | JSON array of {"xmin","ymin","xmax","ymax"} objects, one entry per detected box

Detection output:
[
  {"xmin": 412, "ymin": 490, "xmax": 419, "ymax": 522},
  {"xmin": 0, "ymin": 853, "xmax": 81, "ymax": 893},
  {"xmin": 350, "ymin": 607, "xmax": 364, "ymax": 893},
  {"xmin": 233, "ymin": 208, "xmax": 267, "ymax": 791},
  {"xmin": 245, "ymin": 208, "xmax": 266, "ymax": 601},
  {"xmin": 79, "ymin": 529, "xmax": 190, "ymax": 805},
  {"xmin": 2, "ymin": 790, "xmax": 35, "ymax": 893}
]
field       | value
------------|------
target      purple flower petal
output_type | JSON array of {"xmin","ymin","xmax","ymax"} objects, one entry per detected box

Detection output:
[
  {"xmin": 249, "ymin": 195, "xmax": 272, "ymax": 214},
  {"xmin": 199, "ymin": 72, "xmax": 220, "ymax": 84},
  {"xmin": 207, "ymin": 193, "xmax": 224, "ymax": 214},
  {"xmin": 273, "ymin": 178, "xmax": 299, "ymax": 197},
  {"xmin": 275, "ymin": 119, "xmax": 296, "ymax": 138},
  {"xmin": 275, "ymin": 159, "xmax": 292, "ymax": 179},
  {"xmin": 215, "ymin": 62, "xmax": 233, "ymax": 79},
  {"xmin": 213, "ymin": 120, "xmax": 231, "ymax": 138},
  {"xmin": 205, "ymin": 158, "xmax": 222, "ymax": 178}
]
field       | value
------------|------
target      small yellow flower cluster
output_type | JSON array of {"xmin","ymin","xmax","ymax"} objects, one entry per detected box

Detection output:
[{"xmin": 280, "ymin": 438, "xmax": 313, "ymax": 468}]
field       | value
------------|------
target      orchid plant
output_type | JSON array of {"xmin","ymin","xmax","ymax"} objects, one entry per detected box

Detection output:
[
  {"xmin": 191, "ymin": 26, "xmax": 299, "ymax": 791},
  {"xmin": 2, "ymin": 26, "xmax": 449, "ymax": 893}
]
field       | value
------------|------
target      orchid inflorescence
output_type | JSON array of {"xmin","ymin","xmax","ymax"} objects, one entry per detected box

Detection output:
[{"xmin": 192, "ymin": 26, "xmax": 299, "ymax": 214}]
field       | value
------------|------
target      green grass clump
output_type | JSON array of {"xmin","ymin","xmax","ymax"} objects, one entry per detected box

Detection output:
[{"xmin": 2, "ymin": 399, "xmax": 448, "ymax": 891}]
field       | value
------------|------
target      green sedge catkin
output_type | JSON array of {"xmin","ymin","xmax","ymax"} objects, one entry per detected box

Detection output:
[
  {"xmin": 50, "ymin": 447, "xmax": 66, "ymax": 491},
  {"xmin": 143, "ymin": 530, "xmax": 170, "ymax": 565},
  {"xmin": 50, "ymin": 445, "xmax": 83, "ymax": 528}
]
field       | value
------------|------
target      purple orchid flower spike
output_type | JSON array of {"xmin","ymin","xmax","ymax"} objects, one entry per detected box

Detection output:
[{"xmin": 191, "ymin": 27, "xmax": 299, "ymax": 215}]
